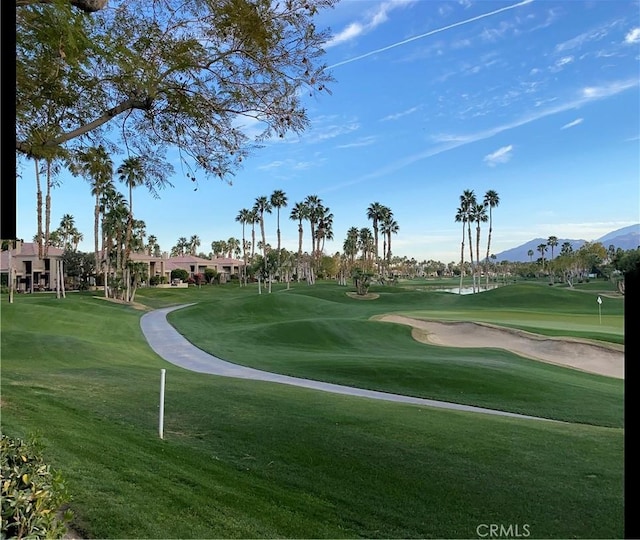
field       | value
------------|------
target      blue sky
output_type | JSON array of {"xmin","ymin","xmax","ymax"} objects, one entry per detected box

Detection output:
[{"xmin": 16, "ymin": 0, "xmax": 640, "ymax": 263}]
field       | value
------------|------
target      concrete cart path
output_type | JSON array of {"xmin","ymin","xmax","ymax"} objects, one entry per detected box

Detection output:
[{"xmin": 140, "ymin": 304, "xmax": 551, "ymax": 422}]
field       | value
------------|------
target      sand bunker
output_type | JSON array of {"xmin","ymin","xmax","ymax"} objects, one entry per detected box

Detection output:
[{"xmin": 374, "ymin": 315, "xmax": 624, "ymax": 379}]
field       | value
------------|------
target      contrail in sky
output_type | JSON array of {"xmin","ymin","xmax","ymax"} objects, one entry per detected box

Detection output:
[{"xmin": 328, "ymin": 0, "xmax": 534, "ymax": 69}]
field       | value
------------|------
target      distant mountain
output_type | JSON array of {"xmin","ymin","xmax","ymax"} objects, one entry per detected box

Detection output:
[
  {"xmin": 495, "ymin": 238, "xmax": 585, "ymax": 263},
  {"xmin": 596, "ymin": 224, "xmax": 640, "ymax": 250},
  {"xmin": 494, "ymin": 224, "xmax": 639, "ymax": 262}
]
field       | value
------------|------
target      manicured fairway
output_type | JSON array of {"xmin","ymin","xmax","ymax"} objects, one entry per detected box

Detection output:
[
  {"xmin": 0, "ymin": 284, "xmax": 624, "ymax": 538},
  {"xmin": 166, "ymin": 283, "xmax": 623, "ymax": 427}
]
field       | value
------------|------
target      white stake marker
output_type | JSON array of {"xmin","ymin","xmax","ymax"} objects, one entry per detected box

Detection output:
[{"xmin": 159, "ymin": 369, "xmax": 166, "ymax": 439}]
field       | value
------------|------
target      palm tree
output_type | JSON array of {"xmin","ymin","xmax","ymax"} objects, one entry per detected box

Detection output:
[
  {"xmin": 547, "ymin": 236, "xmax": 558, "ymax": 260},
  {"xmin": 102, "ymin": 190, "xmax": 129, "ymax": 298},
  {"xmin": 174, "ymin": 237, "xmax": 189, "ymax": 256},
  {"xmin": 58, "ymin": 214, "xmax": 76, "ymax": 250},
  {"xmin": 358, "ymin": 227, "xmax": 374, "ymax": 270},
  {"xmin": 146, "ymin": 235, "xmax": 159, "ymax": 256},
  {"xmin": 303, "ymin": 195, "xmax": 323, "ymax": 282},
  {"xmin": 227, "ymin": 237, "xmax": 240, "ymax": 258},
  {"xmin": 72, "ymin": 145, "xmax": 114, "ymax": 286},
  {"xmin": 236, "ymin": 209, "xmax": 253, "ymax": 285},
  {"xmin": 289, "ymin": 202, "xmax": 308, "ymax": 281},
  {"xmin": 189, "ymin": 235, "xmax": 201, "ymax": 255},
  {"xmin": 71, "ymin": 230, "xmax": 84, "ymax": 252},
  {"xmin": 343, "ymin": 226, "xmax": 359, "ymax": 268},
  {"xmin": 211, "ymin": 240, "xmax": 226, "ymax": 258},
  {"xmin": 560, "ymin": 242, "xmax": 573, "ymax": 256},
  {"xmin": 537, "ymin": 243, "xmax": 548, "ymax": 270},
  {"xmin": 483, "ymin": 189, "xmax": 499, "ymax": 289},
  {"xmin": 131, "ymin": 219, "xmax": 147, "ymax": 253},
  {"xmin": 117, "ymin": 155, "xmax": 170, "ymax": 301},
  {"xmin": 380, "ymin": 213, "xmax": 399, "ymax": 273},
  {"xmin": 460, "ymin": 190, "xmax": 477, "ymax": 291},
  {"xmin": 253, "ymin": 196, "xmax": 273, "ymax": 260},
  {"xmin": 315, "ymin": 207, "xmax": 333, "ymax": 255},
  {"xmin": 527, "ymin": 249, "xmax": 534, "ymax": 262},
  {"xmin": 270, "ymin": 190, "xmax": 288, "ymax": 254},
  {"xmin": 366, "ymin": 202, "xmax": 387, "ymax": 273},
  {"xmin": 455, "ymin": 206, "xmax": 466, "ymax": 293},
  {"xmin": 116, "ymin": 156, "xmax": 145, "ymax": 300},
  {"xmin": 303, "ymin": 195, "xmax": 321, "ymax": 256},
  {"xmin": 471, "ymin": 203, "xmax": 488, "ymax": 288}
]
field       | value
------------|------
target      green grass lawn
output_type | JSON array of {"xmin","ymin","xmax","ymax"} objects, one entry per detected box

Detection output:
[
  {"xmin": 0, "ymin": 283, "xmax": 624, "ymax": 538},
  {"xmin": 164, "ymin": 282, "xmax": 623, "ymax": 427}
]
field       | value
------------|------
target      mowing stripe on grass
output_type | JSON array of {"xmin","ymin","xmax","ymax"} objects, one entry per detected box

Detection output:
[{"xmin": 141, "ymin": 304, "xmax": 553, "ymax": 422}]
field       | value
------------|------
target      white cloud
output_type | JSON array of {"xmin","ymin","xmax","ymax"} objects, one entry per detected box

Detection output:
[
  {"xmin": 555, "ymin": 21, "xmax": 619, "ymax": 52},
  {"xmin": 323, "ymin": 77, "xmax": 639, "ymax": 192},
  {"xmin": 336, "ymin": 136, "xmax": 377, "ymax": 149},
  {"xmin": 327, "ymin": 22, "xmax": 364, "ymax": 47},
  {"xmin": 625, "ymin": 27, "xmax": 640, "ymax": 44},
  {"xmin": 329, "ymin": 0, "xmax": 533, "ymax": 68},
  {"xmin": 561, "ymin": 118, "xmax": 583, "ymax": 130},
  {"xmin": 324, "ymin": 0, "xmax": 415, "ymax": 48},
  {"xmin": 581, "ymin": 79, "xmax": 637, "ymax": 99},
  {"xmin": 483, "ymin": 145, "xmax": 514, "ymax": 166},
  {"xmin": 381, "ymin": 106, "xmax": 420, "ymax": 121},
  {"xmin": 256, "ymin": 158, "xmax": 323, "ymax": 172},
  {"xmin": 257, "ymin": 160, "xmax": 286, "ymax": 170}
]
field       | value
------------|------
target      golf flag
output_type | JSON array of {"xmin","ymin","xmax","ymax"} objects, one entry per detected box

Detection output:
[{"xmin": 597, "ymin": 296, "xmax": 602, "ymax": 305}]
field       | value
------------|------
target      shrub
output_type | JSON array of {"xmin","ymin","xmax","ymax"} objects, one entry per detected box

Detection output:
[
  {"xmin": 170, "ymin": 269, "xmax": 189, "ymax": 282},
  {"xmin": 149, "ymin": 275, "xmax": 166, "ymax": 286},
  {"xmin": 204, "ymin": 268, "xmax": 218, "ymax": 284},
  {"xmin": 1, "ymin": 434, "xmax": 73, "ymax": 539}
]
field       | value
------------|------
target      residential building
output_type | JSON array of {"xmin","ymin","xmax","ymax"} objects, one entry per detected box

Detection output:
[{"xmin": 0, "ymin": 241, "xmax": 64, "ymax": 293}]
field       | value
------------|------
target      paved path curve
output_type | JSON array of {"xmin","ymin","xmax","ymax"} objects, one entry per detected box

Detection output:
[{"xmin": 140, "ymin": 304, "xmax": 552, "ymax": 422}]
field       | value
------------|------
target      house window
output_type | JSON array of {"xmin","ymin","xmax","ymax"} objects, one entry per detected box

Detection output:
[{"xmin": 44, "ymin": 258, "xmax": 50, "ymax": 271}]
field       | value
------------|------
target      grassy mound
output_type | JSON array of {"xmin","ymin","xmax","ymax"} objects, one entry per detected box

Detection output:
[{"xmin": 0, "ymin": 284, "xmax": 624, "ymax": 539}]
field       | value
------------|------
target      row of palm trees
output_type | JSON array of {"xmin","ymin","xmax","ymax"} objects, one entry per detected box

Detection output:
[
  {"xmin": 160, "ymin": 193, "xmax": 401, "ymax": 288},
  {"xmin": 455, "ymin": 189, "xmax": 500, "ymax": 293},
  {"xmin": 68, "ymin": 146, "xmax": 168, "ymax": 302},
  {"xmin": 34, "ymin": 213, "xmax": 84, "ymax": 252},
  {"xmin": 233, "ymin": 192, "xmax": 334, "ymax": 285},
  {"xmin": 529, "ymin": 235, "xmax": 561, "ymax": 270}
]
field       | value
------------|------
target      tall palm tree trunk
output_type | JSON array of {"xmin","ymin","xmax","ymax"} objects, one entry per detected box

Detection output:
[
  {"xmin": 44, "ymin": 160, "xmax": 53, "ymax": 258},
  {"xmin": 467, "ymin": 221, "xmax": 474, "ymax": 293},
  {"xmin": 242, "ymin": 223, "xmax": 247, "ymax": 286},
  {"xmin": 373, "ymin": 225, "xmax": 379, "ymax": 274},
  {"xmin": 35, "ymin": 159, "xmax": 43, "ymax": 259},
  {"xmin": 485, "ymin": 212, "xmax": 493, "ymax": 289},
  {"xmin": 251, "ymin": 224, "xmax": 256, "ymax": 259},
  {"xmin": 297, "ymin": 222, "xmax": 303, "ymax": 282},
  {"xmin": 94, "ymin": 196, "xmax": 101, "ymax": 291},
  {"xmin": 459, "ymin": 220, "xmax": 466, "ymax": 294},
  {"xmin": 476, "ymin": 223, "xmax": 482, "ymax": 291}
]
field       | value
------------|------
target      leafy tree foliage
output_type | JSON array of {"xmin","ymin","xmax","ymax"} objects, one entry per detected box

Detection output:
[
  {"xmin": 204, "ymin": 267, "xmax": 219, "ymax": 284},
  {"xmin": 61, "ymin": 249, "xmax": 96, "ymax": 289},
  {"xmin": 16, "ymin": 0, "xmax": 337, "ymax": 188},
  {"xmin": 170, "ymin": 268, "xmax": 189, "ymax": 282}
]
